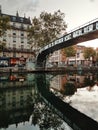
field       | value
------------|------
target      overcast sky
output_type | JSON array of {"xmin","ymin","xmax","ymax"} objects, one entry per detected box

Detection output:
[{"xmin": 0, "ymin": 0, "xmax": 98, "ymax": 48}]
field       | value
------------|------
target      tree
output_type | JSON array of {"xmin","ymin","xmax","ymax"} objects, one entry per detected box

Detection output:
[
  {"xmin": 0, "ymin": 15, "xmax": 10, "ymax": 36},
  {"xmin": 28, "ymin": 10, "xmax": 67, "ymax": 49},
  {"xmin": 83, "ymin": 47, "xmax": 96, "ymax": 59},
  {"xmin": 0, "ymin": 41, "xmax": 6, "ymax": 52},
  {"xmin": 63, "ymin": 46, "xmax": 76, "ymax": 57},
  {"xmin": 95, "ymin": 52, "xmax": 98, "ymax": 62},
  {"xmin": 83, "ymin": 47, "xmax": 96, "ymax": 65},
  {"xmin": 64, "ymin": 82, "xmax": 76, "ymax": 96},
  {"xmin": 0, "ymin": 15, "xmax": 10, "ymax": 51}
]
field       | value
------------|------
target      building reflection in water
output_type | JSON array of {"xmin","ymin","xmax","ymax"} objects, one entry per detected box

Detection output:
[
  {"xmin": 48, "ymin": 72, "xmax": 98, "ymax": 122},
  {"xmin": 49, "ymin": 72, "xmax": 97, "ymax": 95},
  {"xmin": 0, "ymin": 73, "xmax": 71, "ymax": 130},
  {"xmin": 0, "ymin": 73, "xmax": 35, "ymax": 129},
  {"xmin": 0, "ymin": 72, "xmax": 98, "ymax": 130}
]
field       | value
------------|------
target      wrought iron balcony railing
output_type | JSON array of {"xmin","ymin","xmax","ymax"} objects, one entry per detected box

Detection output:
[{"xmin": 2, "ymin": 47, "xmax": 35, "ymax": 53}]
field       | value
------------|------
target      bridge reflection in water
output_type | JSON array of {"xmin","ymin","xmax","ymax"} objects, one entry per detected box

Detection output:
[
  {"xmin": 36, "ymin": 72, "xmax": 98, "ymax": 130},
  {"xmin": 0, "ymin": 72, "xmax": 98, "ymax": 130},
  {"xmin": 0, "ymin": 73, "xmax": 72, "ymax": 130}
]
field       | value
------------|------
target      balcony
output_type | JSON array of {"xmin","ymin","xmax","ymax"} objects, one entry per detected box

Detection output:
[
  {"xmin": 11, "ymin": 25, "xmax": 27, "ymax": 31},
  {"xmin": 3, "ymin": 47, "xmax": 35, "ymax": 53}
]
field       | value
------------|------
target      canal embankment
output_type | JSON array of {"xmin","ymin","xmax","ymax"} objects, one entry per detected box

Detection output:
[{"xmin": 1, "ymin": 66, "xmax": 98, "ymax": 73}]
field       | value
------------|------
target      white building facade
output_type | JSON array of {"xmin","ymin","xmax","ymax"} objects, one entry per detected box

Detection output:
[{"xmin": 0, "ymin": 7, "xmax": 34, "ymax": 67}]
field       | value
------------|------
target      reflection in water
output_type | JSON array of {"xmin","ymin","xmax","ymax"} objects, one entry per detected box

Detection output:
[
  {"xmin": 0, "ymin": 73, "xmax": 35, "ymax": 129},
  {"xmin": 0, "ymin": 72, "xmax": 98, "ymax": 130},
  {"xmin": 0, "ymin": 73, "xmax": 72, "ymax": 130},
  {"xmin": 35, "ymin": 74, "xmax": 72, "ymax": 130},
  {"xmin": 48, "ymin": 72, "xmax": 98, "ymax": 122}
]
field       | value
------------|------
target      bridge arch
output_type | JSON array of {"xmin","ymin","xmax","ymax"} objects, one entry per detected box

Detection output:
[{"xmin": 36, "ymin": 18, "xmax": 98, "ymax": 68}]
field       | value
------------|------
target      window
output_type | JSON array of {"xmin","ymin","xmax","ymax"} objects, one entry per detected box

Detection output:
[
  {"xmin": 13, "ymin": 30, "xmax": 16, "ymax": 34},
  {"xmin": 13, "ymin": 44, "xmax": 16, "ymax": 49},
  {"xmin": 20, "ymin": 24, "xmax": 24, "ymax": 29},
  {"xmin": 3, "ymin": 33, "xmax": 7, "ymax": 41},
  {"xmin": 21, "ymin": 33, "xmax": 24, "ymax": 36},
  {"xmin": 13, "ymin": 22, "xmax": 16, "ymax": 27},
  {"xmin": 76, "ymin": 53, "xmax": 80, "ymax": 58},
  {"xmin": 13, "ymin": 52, "xmax": 16, "ymax": 57},
  {"xmin": 13, "ymin": 37, "xmax": 16, "ymax": 42},
  {"xmin": 21, "ymin": 45, "xmax": 24, "ymax": 49},
  {"xmin": 20, "ymin": 18, "xmax": 24, "ymax": 22},
  {"xmin": 21, "ymin": 37, "xmax": 24, "ymax": 43},
  {"xmin": 13, "ymin": 31, "xmax": 16, "ymax": 42},
  {"xmin": 12, "ymin": 17, "xmax": 16, "ymax": 21},
  {"xmin": 3, "ymin": 37, "xmax": 6, "ymax": 41},
  {"xmin": 21, "ymin": 32, "xmax": 24, "ymax": 36},
  {"xmin": 13, "ymin": 32, "xmax": 16, "ymax": 35}
]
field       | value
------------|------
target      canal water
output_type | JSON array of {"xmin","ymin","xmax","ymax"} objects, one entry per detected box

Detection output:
[{"xmin": 0, "ymin": 71, "xmax": 98, "ymax": 130}]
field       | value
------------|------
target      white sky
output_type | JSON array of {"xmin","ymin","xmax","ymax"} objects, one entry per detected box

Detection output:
[{"xmin": 0, "ymin": 0, "xmax": 98, "ymax": 48}]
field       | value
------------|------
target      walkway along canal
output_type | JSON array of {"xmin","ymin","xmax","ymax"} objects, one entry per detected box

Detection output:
[{"xmin": 36, "ymin": 74, "xmax": 98, "ymax": 130}]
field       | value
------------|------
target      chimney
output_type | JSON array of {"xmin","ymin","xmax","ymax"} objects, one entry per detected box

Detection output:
[
  {"xmin": 0, "ymin": 5, "xmax": 2, "ymax": 15},
  {"xmin": 16, "ymin": 11, "xmax": 19, "ymax": 17}
]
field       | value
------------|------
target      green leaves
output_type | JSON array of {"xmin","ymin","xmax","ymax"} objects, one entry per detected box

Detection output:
[
  {"xmin": 63, "ymin": 46, "xmax": 76, "ymax": 57},
  {"xmin": 28, "ymin": 10, "xmax": 67, "ymax": 49},
  {"xmin": 0, "ymin": 15, "xmax": 10, "ymax": 52},
  {"xmin": 0, "ymin": 41, "xmax": 6, "ymax": 52},
  {"xmin": 83, "ymin": 47, "xmax": 96, "ymax": 59},
  {"xmin": 0, "ymin": 15, "xmax": 10, "ymax": 36}
]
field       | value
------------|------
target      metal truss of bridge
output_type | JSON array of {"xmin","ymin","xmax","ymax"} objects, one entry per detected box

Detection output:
[{"xmin": 36, "ymin": 18, "xmax": 98, "ymax": 68}]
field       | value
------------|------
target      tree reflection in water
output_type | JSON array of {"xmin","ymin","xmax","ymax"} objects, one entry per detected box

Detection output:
[
  {"xmin": 32, "ymin": 96, "xmax": 66, "ymax": 130},
  {"xmin": 48, "ymin": 72, "xmax": 98, "ymax": 105},
  {"xmin": 63, "ymin": 82, "xmax": 76, "ymax": 96}
]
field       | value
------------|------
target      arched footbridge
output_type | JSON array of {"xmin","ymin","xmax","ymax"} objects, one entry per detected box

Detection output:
[{"xmin": 36, "ymin": 18, "xmax": 98, "ymax": 68}]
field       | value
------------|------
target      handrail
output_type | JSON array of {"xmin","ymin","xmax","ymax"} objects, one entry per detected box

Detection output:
[
  {"xmin": 39, "ymin": 17, "xmax": 98, "ymax": 53},
  {"xmin": 67, "ymin": 17, "xmax": 98, "ymax": 34}
]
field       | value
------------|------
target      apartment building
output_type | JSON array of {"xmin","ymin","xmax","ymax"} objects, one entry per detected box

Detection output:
[
  {"xmin": 47, "ymin": 45, "xmax": 92, "ymax": 67},
  {"xmin": 67, "ymin": 45, "xmax": 86, "ymax": 66},
  {"xmin": 47, "ymin": 50, "xmax": 66, "ymax": 67},
  {"xmin": 0, "ymin": 6, "xmax": 34, "ymax": 67}
]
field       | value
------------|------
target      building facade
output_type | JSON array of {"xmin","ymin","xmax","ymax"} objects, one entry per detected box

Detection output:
[
  {"xmin": 0, "ymin": 7, "xmax": 34, "ymax": 67},
  {"xmin": 46, "ymin": 50, "xmax": 66, "ymax": 67},
  {"xmin": 47, "ymin": 45, "xmax": 94, "ymax": 67}
]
